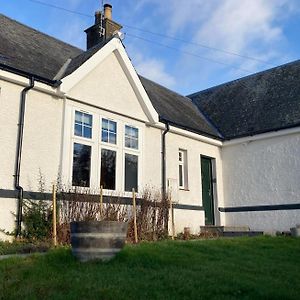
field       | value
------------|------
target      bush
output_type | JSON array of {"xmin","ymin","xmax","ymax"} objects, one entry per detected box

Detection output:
[{"xmin": 21, "ymin": 199, "xmax": 52, "ymax": 242}]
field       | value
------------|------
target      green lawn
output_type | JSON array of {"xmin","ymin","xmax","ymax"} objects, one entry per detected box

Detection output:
[{"xmin": 0, "ymin": 236, "xmax": 300, "ymax": 300}]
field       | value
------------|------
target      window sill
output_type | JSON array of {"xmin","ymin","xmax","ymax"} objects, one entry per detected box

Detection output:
[{"xmin": 179, "ymin": 188, "xmax": 190, "ymax": 192}]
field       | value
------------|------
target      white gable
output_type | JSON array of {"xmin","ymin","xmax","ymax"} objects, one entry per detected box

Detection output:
[{"xmin": 60, "ymin": 38, "xmax": 158, "ymax": 123}]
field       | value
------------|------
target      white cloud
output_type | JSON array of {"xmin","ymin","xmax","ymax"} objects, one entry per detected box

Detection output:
[
  {"xmin": 126, "ymin": 43, "xmax": 176, "ymax": 88},
  {"xmin": 196, "ymin": 0, "xmax": 284, "ymax": 54},
  {"xmin": 135, "ymin": 58, "xmax": 176, "ymax": 88}
]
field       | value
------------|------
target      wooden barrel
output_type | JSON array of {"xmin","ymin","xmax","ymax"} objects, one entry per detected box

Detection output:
[{"xmin": 70, "ymin": 221, "xmax": 128, "ymax": 262}]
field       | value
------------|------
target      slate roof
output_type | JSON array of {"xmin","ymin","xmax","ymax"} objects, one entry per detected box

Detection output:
[
  {"xmin": 0, "ymin": 14, "xmax": 82, "ymax": 82},
  {"xmin": 140, "ymin": 76, "xmax": 221, "ymax": 138},
  {"xmin": 189, "ymin": 61, "xmax": 300, "ymax": 140}
]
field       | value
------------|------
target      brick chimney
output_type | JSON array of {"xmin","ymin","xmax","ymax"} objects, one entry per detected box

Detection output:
[{"xmin": 85, "ymin": 3, "xmax": 122, "ymax": 50}]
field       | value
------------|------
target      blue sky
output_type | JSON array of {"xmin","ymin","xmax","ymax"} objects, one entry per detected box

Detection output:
[{"xmin": 1, "ymin": 0, "xmax": 300, "ymax": 95}]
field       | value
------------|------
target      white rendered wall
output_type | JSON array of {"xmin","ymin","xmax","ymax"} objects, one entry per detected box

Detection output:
[
  {"xmin": 68, "ymin": 52, "xmax": 149, "ymax": 122},
  {"xmin": 222, "ymin": 133, "xmax": 300, "ymax": 231},
  {"xmin": 0, "ymin": 78, "xmax": 64, "ymax": 239},
  {"xmin": 164, "ymin": 130, "xmax": 224, "ymax": 232}
]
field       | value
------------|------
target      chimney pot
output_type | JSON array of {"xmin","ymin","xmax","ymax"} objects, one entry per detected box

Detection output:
[{"xmin": 104, "ymin": 3, "xmax": 112, "ymax": 20}]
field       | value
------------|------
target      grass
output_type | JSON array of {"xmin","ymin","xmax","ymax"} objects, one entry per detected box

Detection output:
[{"xmin": 0, "ymin": 236, "xmax": 300, "ymax": 300}]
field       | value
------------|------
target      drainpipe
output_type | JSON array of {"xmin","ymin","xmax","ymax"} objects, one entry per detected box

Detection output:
[
  {"xmin": 161, "ymin": 121, "xmax": 170, "ymax": 231},
  {"xmin": 15, "ymin": 76, "xmax": 35, "ymax": 237}
]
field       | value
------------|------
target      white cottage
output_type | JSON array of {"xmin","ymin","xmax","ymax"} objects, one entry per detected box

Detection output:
[{"xmin": 0, "ymin": 5, "xmax": 299, "ymax": 240}]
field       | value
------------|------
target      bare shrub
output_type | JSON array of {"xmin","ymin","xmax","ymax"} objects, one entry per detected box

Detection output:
[
  {"xmin": 127, "ymin": 187, "xmax": 169, "ymax": 242},
  {"xmin": 55, "ymin": 185, "xmax": 169, "ymax": 244}
]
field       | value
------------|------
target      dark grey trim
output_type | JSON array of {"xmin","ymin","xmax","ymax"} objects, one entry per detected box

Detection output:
[
  {"xmin": 0, "ymin": 63, "xmax": 60, "ymax": 87},
  {"xmin": 0, "ymin": 189, "xmax": 204, "ymax": 211},
  {"xmin": 173, "ymin": 203, "xmax": 204, "ymax": 211},
  {"xmin": 219, "ymin": 203, "xmax": 300, "ymax": 212},
  {"xmin": 159, "ymin": 117, "xmax": 222, "ymax": 141}
]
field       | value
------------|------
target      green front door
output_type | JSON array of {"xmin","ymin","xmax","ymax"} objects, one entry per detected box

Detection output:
[{"xmin": 201, "ymin": 156, "xmax": 215, "ymax": 225}]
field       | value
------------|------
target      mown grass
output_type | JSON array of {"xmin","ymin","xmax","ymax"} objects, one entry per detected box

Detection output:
[{"xmin": 0, "ymin": 236, "xmax": 300, "ymax": 300}]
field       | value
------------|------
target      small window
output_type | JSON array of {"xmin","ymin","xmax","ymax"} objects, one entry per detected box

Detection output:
[
  {"xmin": 74, "ymin": 111, "xmax": 92, "ymax": 139},
  {"xmin": 178, "ymin": 149, "xmax": 188, "ymax": 189},
  {"xmin": 125, "ymin": 125, "xmax": 138, "ymax": 149},
  {"xmin": 100, "ymin": 149, "xmax": 116, "ymax": 190},
  {"xmin": 125, "ymin": 153, "xmax": 138, "ymax": 192},
  {"xmin": 102, "ymin": 118, "xmax": 117, "ymax": 144},
  {"xmin": 72, "ymin": 143, "xmax": 91, "ymax": 187}
]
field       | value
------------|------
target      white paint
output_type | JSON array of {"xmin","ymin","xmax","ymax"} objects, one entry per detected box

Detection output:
[
  {"xmin": 61, "ymin": 38, "xmax": 158, "ymax": 124},
  {"xmin": 0, "ymin": 199, "xmax": 17, "ymax": 241},
  {"xmin": 173, "ymin": 209, "xmax": 205, "ymax": 234},
  {"xmin": 222, "ymin": 133, "xmax": 300, "ymax": 231}
]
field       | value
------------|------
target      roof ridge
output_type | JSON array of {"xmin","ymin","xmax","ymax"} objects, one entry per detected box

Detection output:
[
  {"xmin": 188, "ymin": 58, "xmax": 300, "ymax": 97},
  {"xmin": 0, "ymin": 13, "xmax": 83, "ymax": 53}
]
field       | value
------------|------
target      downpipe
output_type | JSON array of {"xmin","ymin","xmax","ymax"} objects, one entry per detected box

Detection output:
[
  {"xmin": 161, "ymin": 121, "xmax": 170, "ymax": 231},
  {"xmin": 15, "ymin": 77, "xmax": 35, "ymax": 237}
]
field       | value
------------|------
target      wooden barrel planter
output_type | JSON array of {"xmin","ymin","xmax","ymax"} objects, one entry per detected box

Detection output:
[{"xmin": 70, "ymin": 221, "xmax": 128, "ymax": 262}]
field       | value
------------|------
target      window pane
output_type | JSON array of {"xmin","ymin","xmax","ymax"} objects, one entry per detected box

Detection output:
[
  {"xmin": 102, "ymin": 130, "xmax": 108, "ymax": 142},
  {"xmin": 84, "ymin": 114, "xmax": 92, "ymax": 126},
  {"xmin": 125, "ymin": 125, "xmax": 139, "ymax": 149},
  {"xmin": 101, "ymin": 149, "xmax": 116, "ymax": 190},
  {"xmin": 125, "ymin": 153, "xmax": 138, "ymax": 192},
  {"xmin": 74, "ymin": 111, "xmax": 92, "ymax": 139},
  {"xmin": 75, "ymin": 111, "xmax": 82, "ymax": 123},
  {"xmin": 131, "ymin": 138, "xmax": 138, "ymax": 149},
  {"xmin": 179, "ymin": 152, "xmax": 182, "ymax": 162},
  {"xmin": 102, "ymin": 118, "xmax": 109, "ymax": 130},
  {"xmin": 84, "ymin": 126, "xmax": 92, "ymax": 139},
  {"xmin": 109, "ymin": 121, "xmax": 116, "ymax": 133},
  {"xmin": 132, "ymin": 127, "xmax": 138, "ymax": 138},
  {"xmin": 109, "ymin": 132, "xmax": 117, "ymax": 144},
  {"xmin": 74, "ymin": 124, "xmax": 82, "ymax": 136},
  {"xmin": 72, "ymin": 143, "xmax": 91, "ymax": 187},
  {"xmin": 179, "ymin": 164, "xmax": 183, "ymax": 187},
  {"xmin": 125, "ymin": 125, "xmax": 131, "ymax": 136},
  {"xmin": 125, "ymin": 137, "xmax": 131, "ymax": 148}
]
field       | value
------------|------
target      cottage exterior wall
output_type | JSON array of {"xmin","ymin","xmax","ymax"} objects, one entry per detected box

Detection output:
[{"xmin": 222, "ymin": 133, "xmax": 300, "ymax": 231}]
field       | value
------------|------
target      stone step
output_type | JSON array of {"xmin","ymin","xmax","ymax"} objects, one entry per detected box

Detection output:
[
  {"xmin": 200, "ymin": 226, "xmax": 224, "ymax": 234},
  {"xmin": 223, "ymin": 226, "xmax": 250, "ymax": 232},
  {"xmin": 222, "ymin": 231, "xmax": 263, "ymax": 237}
]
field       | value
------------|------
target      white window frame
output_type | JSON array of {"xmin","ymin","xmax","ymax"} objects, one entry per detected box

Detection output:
[
  {"xmin": 123, "ymin": 123, "xmax": 141, "ymax": 194},
  {"xmin": 124, "ymin": 124, "xmax": 139, "ymax": 150},
  {"xmin": 71, "ymin": 140, "xmax": 93, "ymax": 188},
  {"xmin": 74, "ymin": 110, "xmax": 93, "ymax": 139},
  {"xmin": 101, "ymin": 117, "xmax": 117, "ymax": 145},
  {"xmin": 178, "ymin": 149, "xmax": 188, "ymax": 190},
  {"xmin": 66, "ymin": 105, "xmax": 143, "ymax": 194}
]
